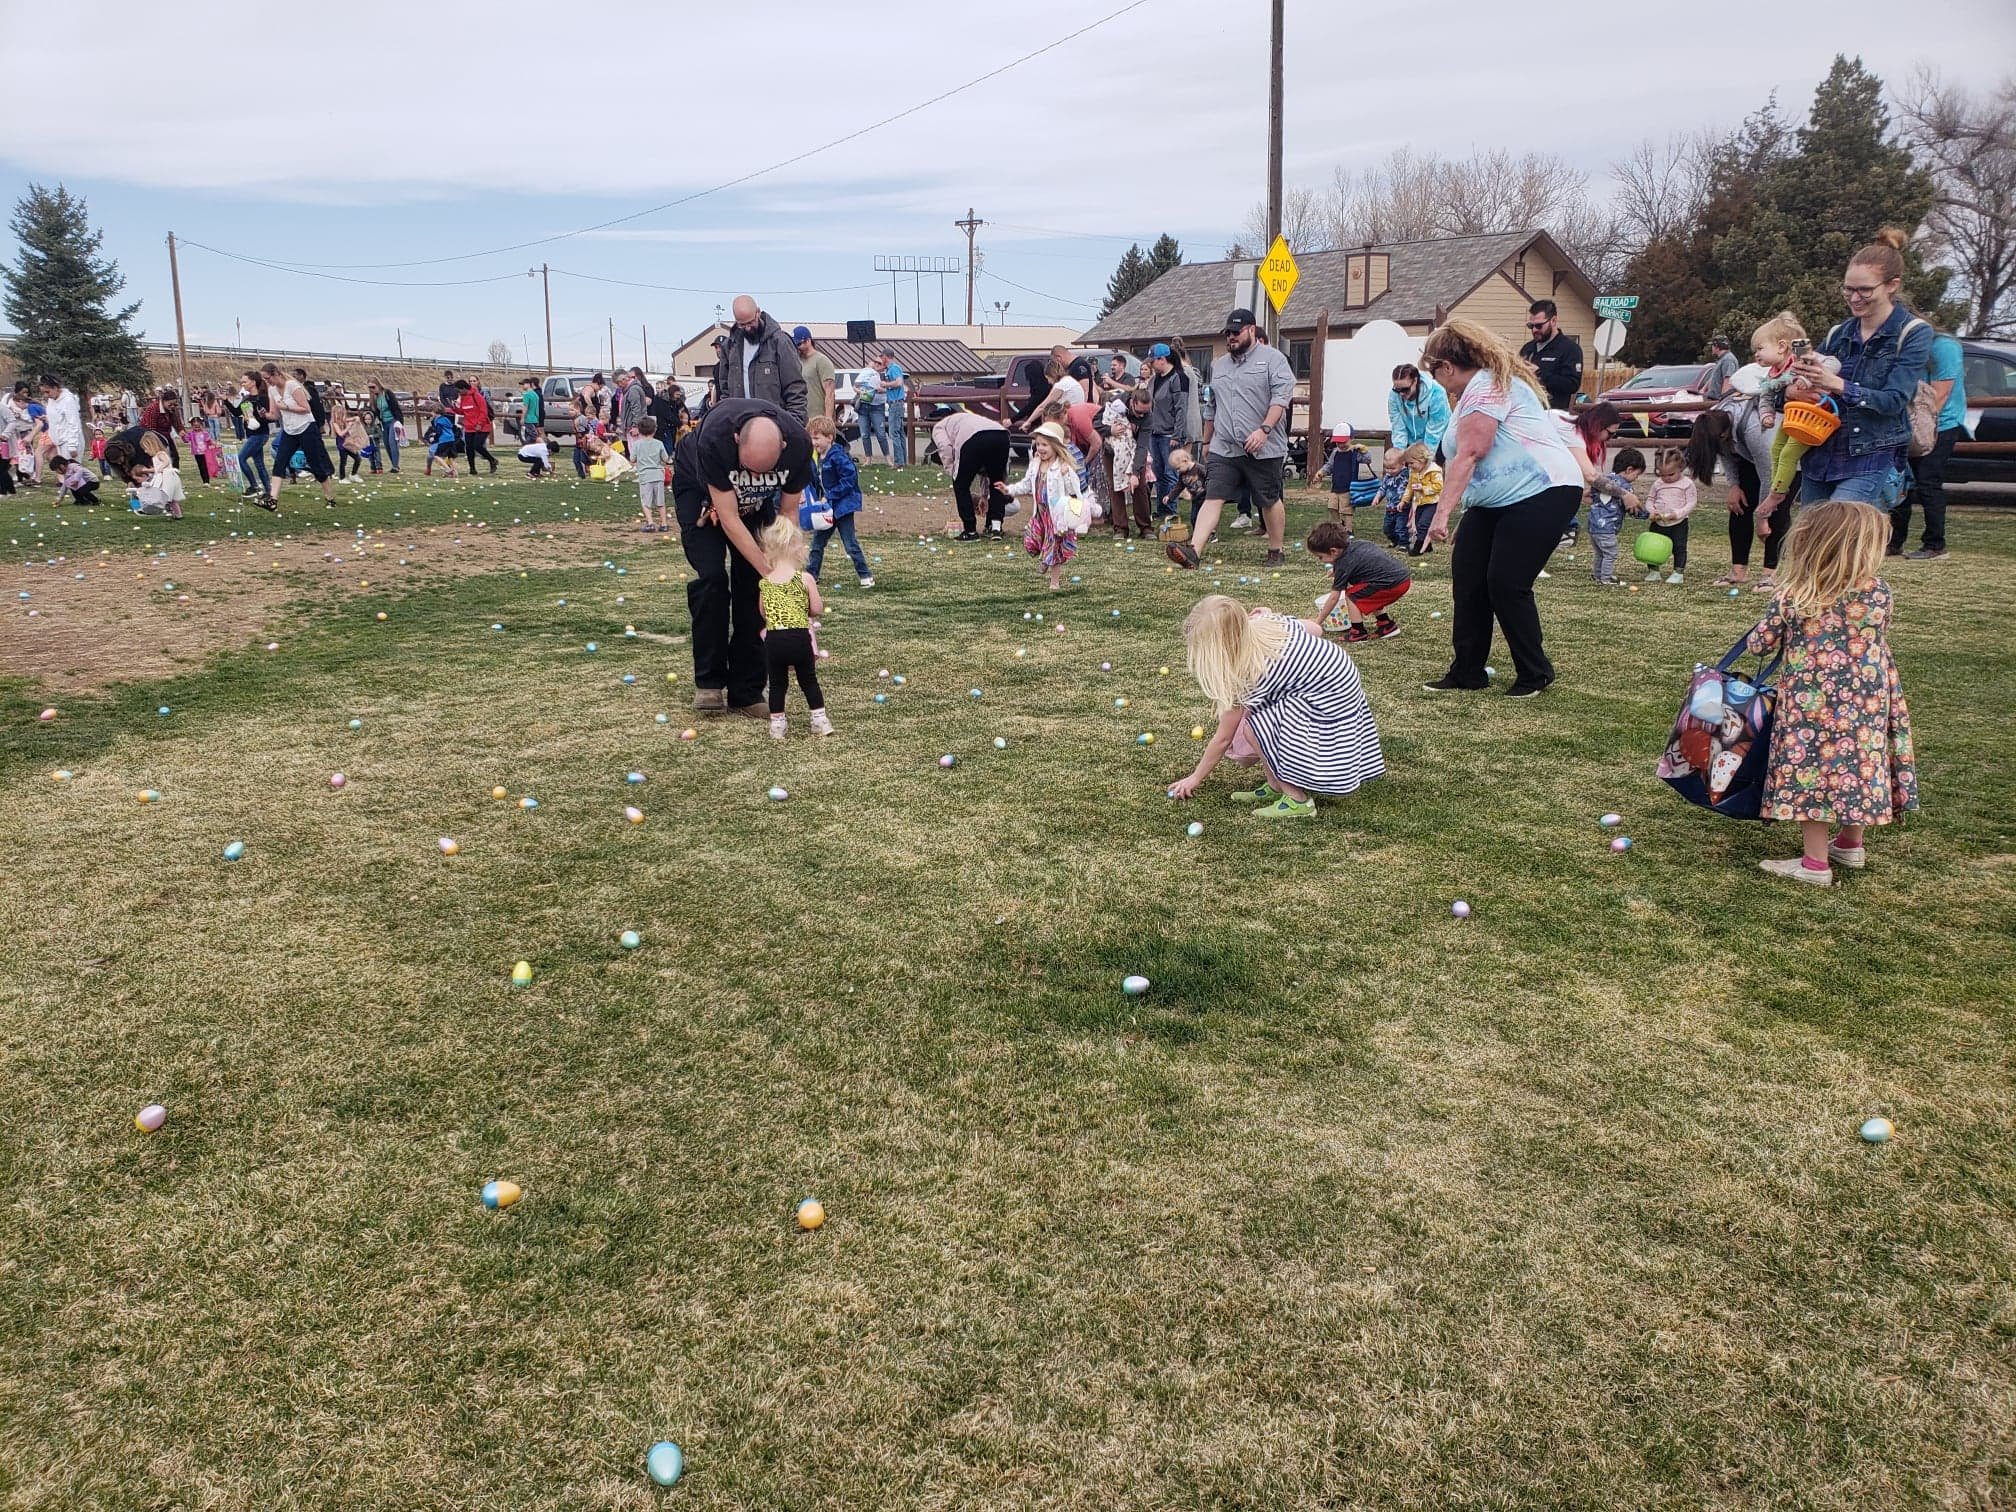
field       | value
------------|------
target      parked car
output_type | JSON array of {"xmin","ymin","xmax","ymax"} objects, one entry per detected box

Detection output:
[
  {"xmin": 1597, "ymin": 362, "xmax": 1713, "ymax": 437},
  {"xmin": 537, "ymin": 373, "xmax": 602, "ymax": 438},
  {"xmin": 916, "ymin": 349, "xmax": 1140, "ymax": 416},
  {"xmin": 1953, "ymin": 339, "xmax": 2016, "ymax": 488}
]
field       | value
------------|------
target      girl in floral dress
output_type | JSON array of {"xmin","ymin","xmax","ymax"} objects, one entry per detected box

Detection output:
[
  {"xmin": 999, "ymin": 422, "xmax": 1088, "ymax": 590},
  {"xmin": 1747, "ymin": 501, "xmax": 1917, "ymax": 885}
]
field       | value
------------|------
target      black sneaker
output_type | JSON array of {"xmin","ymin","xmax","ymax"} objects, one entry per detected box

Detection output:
[
  {"xmin": 954, "ymin": 530, "xmax": 981, "ymax": 541},
  {"xmin": 1504, "ymin": 678, "xmax": 1553, "ymax": 699},
  {"xmin": 1166, "ymin": 540, "xmax": 1200, "ymax": 569},
  {"xmin": 1375, "ymin": 617, "xmax": 1401, "ymax": 639},
  {"xmin": 1421, "ymin": 677, "xmax": 1486, "ymax": 693},
  {"xmin": 1904, "ymin": 548, "xmax": 1949, "ymax": 561}
]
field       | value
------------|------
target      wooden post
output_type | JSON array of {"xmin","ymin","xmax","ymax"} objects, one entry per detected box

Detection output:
[
  {"xmin": 1306, "ymin": 307, "xmax": 1330, "ymax": 496},
  {"xmin": 541, "ymin": 264, "xmax": 553, "ymax": 371},
  {"xmin": 166, "ymin": 232, "xmax": 191, "ymax": 413}
]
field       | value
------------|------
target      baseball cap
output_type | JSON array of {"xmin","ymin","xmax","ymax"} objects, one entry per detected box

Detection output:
[
  {"xmin": 1331, "ymin": 426, "xmax": 1353, "ymax": 442},
  {"xmin": 1149, "ymin": 342, "xmax": 1171, "ymax": 359},
  {"xmin": 790, "ymin": 325, "xmax": 813, "ymax": 344},
  {"xmin": 1223, "ymin": 308, "xmax": 1257, "ymax": 333}
]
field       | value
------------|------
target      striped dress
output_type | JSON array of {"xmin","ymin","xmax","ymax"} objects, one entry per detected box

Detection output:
[{"xmin": 1244, "ymin": 616, "xmax": 1385, "ymax": 795}]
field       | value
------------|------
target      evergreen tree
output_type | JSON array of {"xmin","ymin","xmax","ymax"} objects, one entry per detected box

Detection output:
[
  {"xmin": 1712, "ymin": 58, "xmax": 1957, "ymax": 345},
  {"xmin": 3, "ymin": 185, "xmax": 149, "ymax": 396},
  {"xmin": 1100, "ymin": 243, "xmax": 1153, "ymax": 317},
  {"xmin": 1146, "ymin": 233, "xmax": 1185, "ymax": 278}
]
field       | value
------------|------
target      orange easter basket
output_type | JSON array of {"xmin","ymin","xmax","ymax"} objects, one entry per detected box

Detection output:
[{"xmin": 1780, "ymin": 396, "xmax": 1840, "ymax": 446}]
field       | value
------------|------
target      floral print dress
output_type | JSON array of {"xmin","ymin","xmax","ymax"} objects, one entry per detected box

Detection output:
[{"xmin": 1747, "ymin": 578, "xmax": 1917, "ymax": 825}]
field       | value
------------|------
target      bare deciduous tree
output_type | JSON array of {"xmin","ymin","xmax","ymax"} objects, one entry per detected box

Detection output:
[
  {"xmin": 1897, "ymin": 69, "xmax": 2016, "ymax": 337},
  {"xmin": 1235, "ymin": 185, "xmax": 1329, "ymax": 256},
  {"xmin": 486, "ymin": 339, "xmax": 513, "ymax": 366},
  {"xmin": 1609, "ymin": 133, "xmax": 1717, "ymax": 247}
]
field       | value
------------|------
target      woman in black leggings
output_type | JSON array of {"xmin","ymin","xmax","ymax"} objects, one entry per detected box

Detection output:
[
  {"xmin": 932, "ymin": 413, "xmax": 1014, "ymax": 539},
  {"xmin": 1690, "ymin": 404, "xmax": 1793, "ymax": 588}
]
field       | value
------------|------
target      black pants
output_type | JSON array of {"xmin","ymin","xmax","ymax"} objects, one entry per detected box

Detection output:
[
  {"xmin": 674, "ymin": 437, "xmax": 771, "ymax": 708},
  {"xmin": 68, "ymin": 477, "xmax": 100, "ymax": 506},
  {"xmin": 274, "ymin": 427, "xmax": 334, "ymax": 482},
  {"xmin": 1728, "ymin": 457, "xmax": 1797, "ymax": 571},
  {"xmin": 0, "ymin": 456, "xmax": 12, "ymax": 495},
  {"xmin": 953, "ymin": 428, "xmax": 1013, "ymax": 533},
  {"xmin": 1445, "ymin": 484, "xmax": 1581, "ymax": 689},
  {"xmin": 1644, "ymin": 517, "xmax": 1689, "ymax": 572},
  {"xmin": 1891, "ymin": 425, "xmax": 1961, "ymax": 554},
  {"xmin": 338, "ymin": 447, "xmax": 366, "ymax": 478},
  {"xmin": 464, "ymin": 432, "xmax": 497, "ymax": 473},
  {"xmin": 765, "ymin": 627, "xmax": 825, "ymax": 713}
]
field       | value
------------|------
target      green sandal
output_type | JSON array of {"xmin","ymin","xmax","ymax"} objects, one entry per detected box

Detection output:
[
  {"xmin": 1252, "ymin": 796, "xmax": 1316, "ymax": 819},
  {"xmin": 1229, "ymin": 781, "xmax": 1279, "ymax": 804}
]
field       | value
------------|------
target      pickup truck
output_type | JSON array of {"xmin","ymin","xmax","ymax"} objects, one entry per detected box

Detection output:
[{"xmin": 916, "ymin": 349, "xmax": 1140, "ymax": 422}]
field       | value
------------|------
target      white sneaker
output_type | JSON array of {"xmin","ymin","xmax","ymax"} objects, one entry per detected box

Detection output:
[
  {"xmin": 1666, "ymin": 572, "xmax": 1684, "ymax": 585},
  {"xmin": 1759, "ymin": 857, "xmax": 1832, "ymax": 886},
  {"xmin": 1645, "ymin": 569, "xmax": 1663, "ymax": 583},
  {"xmin": 810, "ymin": 709, "xmax": 835, "ymax": 737},
  {"xmin": 1230, "ymin": 514, "xmax": 1255, "ymax": 530},
  {"xmin": 857, "ymin": 575, "xmax": 874, "ymax": 588},
  {"xmin": 1536, "ymin": 569, "xmax": 1551, "ymax": 579},
  {"xmin": 769, "ymin": 714, "xmax": 787, "ymax": 740},
  {"xmin": 1827, "ymin": 842, "xmax": 1866, "ymax": 869}
]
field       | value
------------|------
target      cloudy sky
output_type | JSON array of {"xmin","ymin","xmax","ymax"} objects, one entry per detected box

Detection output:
[{"xmin": 3, "ymin": 0, "xmax": 2010, "ymax": 366}]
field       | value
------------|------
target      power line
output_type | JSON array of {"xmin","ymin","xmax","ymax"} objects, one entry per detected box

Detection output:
[
  {"xmin": 195, "ymin": 0, "xmax": 1155, "ymax": 274},
  {"xmin": 980, "ymin": 270, "xmax": 1101, "ymax": 311},
  {"xmin": 178, "ymin": 240, "xmax": 532, "ymax": 288},
  {"xmin": 547, "ymin": 266, "xmax": 883, "ymax": 298}
]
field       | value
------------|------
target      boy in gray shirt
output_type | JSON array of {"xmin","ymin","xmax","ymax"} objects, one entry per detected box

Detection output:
[{"xmin": 631, "ymin": 416, "xmax": 670, "ymax": 532}]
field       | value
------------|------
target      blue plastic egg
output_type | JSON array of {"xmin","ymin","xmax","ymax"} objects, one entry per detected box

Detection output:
[
  {"xmin": 622, "ymin": 674, "xmax": 636, "ymax": 685},
  {"xmin": 619, "ymin": 930, "xmax": 641, "ymax": 950},
  {"xmin": 222, "ymin": 840, "xmax": 245, "ymax": 862},
  {"xmin": 646, "ymin": 1441, "xmax": 684, "ymax": 1486},
  {"xmin": 1689, "ymin": 684, "xmax": 1725, "ymax": 723},
  {"xmin": 626, "ymin": 771, "xmax": 645, "ymax": 785},
  {"xmin": 1860, "ymin": 1116, "xmax": 1893, "ymax": 1144},
  {"xmin": 348, "ymin": 719, "xmax": 363, "ymax": 731},
  {"xmin": 874, "ymin": 693, "xmax": 887, "ymax": 704},
  {"xmin": 585, "ymin": 641, "xmax": 599, "ymax": 653},
  {"xmin": 157, "ymin": 706, "xmax": 172, "ymax": 717}
]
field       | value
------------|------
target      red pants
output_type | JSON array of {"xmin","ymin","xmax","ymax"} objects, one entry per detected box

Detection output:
[{"xmin": 1348, "ymin": 579, "xmax": 1410, "ymax": 617}]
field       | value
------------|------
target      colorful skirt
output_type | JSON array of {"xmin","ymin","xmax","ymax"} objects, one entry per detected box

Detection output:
[{"xmin": 1024, "ymin": 506, "xmax": 1077, "ymax": 571}]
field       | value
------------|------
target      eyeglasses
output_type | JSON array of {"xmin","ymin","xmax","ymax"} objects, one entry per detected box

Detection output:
[
  {"xmin": 1421, "ymin": 357, "xmax": 1449, "ymax": 374},
  {"xmin": 1841, "ymin": 283, "xmax": 1887, "ymax": 298}
]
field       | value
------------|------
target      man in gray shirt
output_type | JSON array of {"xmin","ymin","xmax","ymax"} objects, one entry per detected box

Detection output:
[
  {"xmin": 1702, "ymin": 335, "xmax": 1739, "ymax": 401},
  {"xmin": 1169, "ymin": 308, "xmax": 1297, "ymax": 569},
  {"xmin": 716, "ymin": 295, "xmax": 808, "ymax": 422}
]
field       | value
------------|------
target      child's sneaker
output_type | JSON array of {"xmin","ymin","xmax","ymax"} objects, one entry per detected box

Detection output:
[
  {"xmin": 1665, "ymin": 571, "xmax": 1684, "ymax": 585},
  {"xmin": 1644, "ymin": 568, "xmax": 1664, "ymax": 583},
  {"xmin": 1375, "ymin": 616, "xmax": 1400, "ymax": 639},
  {"xmin": 1252, "ymin": 795, "xmax": 1316, "ymax": 819},
  {"xmin": 1827, "ymin": 841, "xmax": 1866, "ymax": 869},
  {"xmin": 769, "ymin": 714, "xmax": 787, "ymax": 740},
  {"xmin": 809, "ymin": 709, "xmax": 835, "ymax": 737},
  {"xmin": 1759, "ymin": 857, "xmax": 1832, "ymax": 886},
  {"xmin": 1346, "ymin": 625, "xmax": 1371, "ymax": 643},
  {"xmin": 857, "ymin": 575, "xmax": 874, "ymax": 588},
  {"xmin": 1229, "ymin": 781, "xmax": 1279, "ymax": 804}
]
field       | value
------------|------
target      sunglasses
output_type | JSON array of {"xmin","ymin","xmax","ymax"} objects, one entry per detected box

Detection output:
[{"xmin": 1525, "ymin": 321, "xmax": 1549, "ymax": 331}]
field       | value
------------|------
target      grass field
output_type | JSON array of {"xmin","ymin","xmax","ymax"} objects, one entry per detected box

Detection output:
[{"xmin": 2, "ymin": 473, "xmax": 2012, "ymax": 1510}]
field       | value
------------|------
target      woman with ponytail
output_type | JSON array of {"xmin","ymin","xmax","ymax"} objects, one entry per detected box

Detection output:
[{"xmin": 1763, "ymin": 227, "xmax": 1934, "ymax": 523}]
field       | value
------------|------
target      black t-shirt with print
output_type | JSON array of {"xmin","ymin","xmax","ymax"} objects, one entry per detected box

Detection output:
[{"xmin": 693, "ymin": 398, "xmax": 813, "ymax": 512}]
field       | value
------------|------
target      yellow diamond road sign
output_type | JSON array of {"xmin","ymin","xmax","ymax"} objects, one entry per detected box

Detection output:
[{"xmin": 1260, "ymin": 236, "xmax": 1299, "ymax": 313}]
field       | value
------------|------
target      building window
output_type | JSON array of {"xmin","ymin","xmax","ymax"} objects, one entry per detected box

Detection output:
[
  {"xmin": 1288, "ymin": 339, "xmax": 1312, "ymax": 379},
  {"xmin": 1513, "ymin": 256, "xmax": 1528, "ymax": 290}
]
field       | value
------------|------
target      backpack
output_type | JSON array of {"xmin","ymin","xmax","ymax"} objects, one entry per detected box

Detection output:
[
  {"xmin": 1900, "ymin": 320, "xmax": 1939, "ymax": 458},
  {"xmin": 306, "ymin": 384, "xmax": 329, "ymax": 428}
]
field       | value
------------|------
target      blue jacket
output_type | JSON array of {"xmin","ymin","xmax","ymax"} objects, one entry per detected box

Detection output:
[
  {"xmin": 1814, "ymin": 303, "xmax": 1935, "ymax": 460},
  {"xmin": 800, "ymin": 442, "xmax": 861, "ymax": 525},
  {"xmin": 1388, "ymin": 379, "xmax": 1451, "ymax": 455}
]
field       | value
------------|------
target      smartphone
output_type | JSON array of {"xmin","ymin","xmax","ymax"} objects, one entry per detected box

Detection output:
[{"xmin": 1789, "ymin": 338, "xmax": 1812, "ymax": 358}]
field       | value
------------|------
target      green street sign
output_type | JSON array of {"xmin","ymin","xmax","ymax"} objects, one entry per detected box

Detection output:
[{"xmin": 1593, "ymin": 294, "xmax": 1640, "ymax": 318}]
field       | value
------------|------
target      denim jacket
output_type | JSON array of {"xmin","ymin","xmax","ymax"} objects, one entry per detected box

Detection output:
[{"xmin": 1815, "ymin": 304, "xmax": 1933, "ymax": 459}]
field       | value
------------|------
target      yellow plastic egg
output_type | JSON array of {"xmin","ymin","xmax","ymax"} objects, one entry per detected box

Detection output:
[
  {"xmin": 796, "ymin": 1198, "xmax": 826, "ymax": 1231},
  {"xmin": 1190, "ymin": 726, "xmax": 1206, "ymax": 740},
  {"xmin": 491, "ymin": 786, "xmax": 508, "ymax": 800}
]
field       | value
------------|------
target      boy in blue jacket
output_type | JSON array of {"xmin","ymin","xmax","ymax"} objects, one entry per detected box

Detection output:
[{"xmin": 801, "ymin": 416, "xmax": 873, "ymax": 586}]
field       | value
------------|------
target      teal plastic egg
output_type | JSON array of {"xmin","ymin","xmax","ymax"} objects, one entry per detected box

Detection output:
[
  {"xmin": 222, "ymin": 840, "xmax": 245, "ymax": 862},
  {"xmin": 646, "ymin": 1441, "xmax": 684, "ymax": 1486}
]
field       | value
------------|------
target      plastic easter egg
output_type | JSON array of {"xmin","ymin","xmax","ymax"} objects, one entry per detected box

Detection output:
[
  {"xmin": 1599, "ymin": 813, "xmax": 1622, "ymax": 828},
  {"xmin": 1431, "ymin": 611, "xmax": 1443, "ymax": 618},
  {"xmin": 1100, "ymin": 661, "xmax": 1112, "ymax": 672},
  {"xmin": 585, "ymin": 641, "xmax": 598, "ymax": 653},
  {"xmin": 135, "ymin": 1103, "xmax": 167, "ymax": 1132},
  {"xmin": 1484, "ymin": 666, "xmax": 1497, "ymax": 678},
  {"xmin": 491, "ymin": 786, "xmax": 508, "ymax": 800},
  {"xmin": 1191, "ymin": 726, "xmax": 1205, "ymax": 740},
  {"xmin": 54, "ymin": 769, "xmax": 72, "ymax": 782},
  {"xmin": 1186, "ymin": 821, "xmax": 1203, "ymax": 838},
  {"xmin": 329, "ymin": 772, "xmax": 346, "ymax": 790},
  {"xmin": 681, "ymin": 728, "xmax": 697, "ymax": 740},
  {"xmin": 437, "ymin": 837, "xmax": 460, "ymax": 855},
  {"xmin": 493, "ymin": 622, "xmax": 504, "ymax": 630},
  {"xmin": 665, "ymin": 672, "xmax": 678, "ymax": 684},
  {"xmin": 158, "ymin": 705, "xmax": 172, "ymax": 717},
  {"xmin": 222, "ymin": 840, "xmax": 245, "ymax": 862},
  {"xmin": 1014, "ymin": 649, "xmax": 1026, "ymax": 659},
  {"xmin": 874, "ymin": 693, "xmax": 888, "ymax": 704},
  {"xmin": 622, "ymin": 673, "xmax": 636, "ymax": 684},
  {"xmin": 646, "ymin": 1442, "xmax": 684, "ymax": 1487},
  {"xmin": 1122, "ymin": 974, "xmax": 1150, "ymax": 996},
  {"xmin": 1158, "ymin": 666, "xmax": 1170, "ymax": 676},
  {"xmin": 1689, "ymin": 683, "xmax": 1725, "ymax": 723},
  {"xmin": 376, "ymin": 611, "xmax": 387, "ymax": 622},
  {"xmin": 939, "ymin": 754, "xmax": 957, "ymax": 768},
  {"xmin": 626, "ymin": 771, "xmax": 645, "ymax": 785},
  {"xmin": 1114, "ymin": 697, "xmax": 1129, "ymax": 709},
  {"xmin": 482, "ymin": 1179, "xmax": 522, "ymax": 1209},
  {"xmin": 768, "ymin": 786, "xmax": 788, "ymax": 801},
  {"xmin": 1111, "ymin": 609, "xmax": 1121, "ymax": 618},
  {"xmin": 1729, "ymin": 587, "xmax": 1741, "ymax": 597},
  {"xmin": 795, "ymin": 1197, "xmax": 826, "ymax": 1231},
  {"xmin": 1136, "ymin": 733, "xmax": 1154, "ymax": 746},
  {"xmin": 1451, "ymin": 900, "xmax": 1471, "ymax": 919},
  {"xmin": 138, "ymin": 789, "xmax": 159, "ymax": 804},
  {"xmin": 619, "ymin": 930, "xmax": 641, "ymax": 950},
  {"xmin": 969, "ymin": 688, "xmax": 983, "ymax": 699},
  {"xmin": 37, "ymin": 707, "xmax": 56, "ymax": 722},
  {"xmin": 349, "ymin": 718, "xmax": 363, "ymax": 730},
  {"xmin": 624, "ymin": 806, "xmax": 644, "ymax": 824},
  {"xmin": 510, "ymin": 961, "xmax": 533, "ymax": 987},
  {"xmin": 892, "ymin": 675, "xmax": 906, "ymax": 686},
  {"xmin": 518, "ymin": 796, "xmax": 540, "ymax": 810},
  {"xmin": 1035, "ymin": 613, "xmax": 1044, "ymax": 622},
  {"xmin": 1860, "ymin": 1116, "xmax": 1893, "ymax": 1144},
  {"xmin": 655, "ymin": 713, "xmax": 670, "ymax": 724},
  {"xmin": 1610, "ymin": 836, "xmax": 1632, "ymax": 852},
  {"xmin": 993, "ymin": 737, "xmax": 1007, "ymax": 750}
]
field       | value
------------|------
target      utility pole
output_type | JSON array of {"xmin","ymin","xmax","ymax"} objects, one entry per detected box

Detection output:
[
  {"xmin": 397, "ymin": 327, "xmax": 404, "ymax": 360},
  {"xmin": 642, "ymin": 324, "xmax": 650, "ymax": 374},
  {"xmin": 1263, "ymin": 0, "xmax": 1284, "ymax": 346},
  {"xmin": 608, "ymin": 316, "xmax": 615, "ymax": 371},
  {"xmin": 954, "ymin": 208, "xmax": 985, "ymax": 325},
  {"xmin": 165, "ymin": 232, "xmax": 191, "ymax": 412},
  {"xmin": 539, "ymin": 264, "xmax": 553, "ymax": 371}
]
